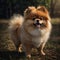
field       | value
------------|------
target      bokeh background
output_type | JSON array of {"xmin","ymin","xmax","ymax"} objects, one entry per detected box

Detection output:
[{"xmin": 0, "ymin": 0, "xmax": 60, "ymax": 60}]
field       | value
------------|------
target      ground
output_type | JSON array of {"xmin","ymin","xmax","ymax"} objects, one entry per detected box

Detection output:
[{"xmin": 0, "ymin": 18, "xmax": 60, "ymax": 60}]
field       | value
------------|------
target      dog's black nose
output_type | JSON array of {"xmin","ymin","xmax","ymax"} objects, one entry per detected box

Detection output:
[{"xmin": 37, "ymin": 20, "xmax": 39, "ymax": 23}]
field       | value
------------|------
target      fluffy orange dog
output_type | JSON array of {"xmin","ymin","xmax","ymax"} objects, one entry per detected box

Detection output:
[{"xmin": 9, "ymin": 6, "xmax": 52, "ymax": 58}]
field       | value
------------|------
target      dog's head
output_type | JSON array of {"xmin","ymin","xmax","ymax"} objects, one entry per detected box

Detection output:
[{"xmin": 24, "ymin": 6, "xmax": 51, "ymax": 29}]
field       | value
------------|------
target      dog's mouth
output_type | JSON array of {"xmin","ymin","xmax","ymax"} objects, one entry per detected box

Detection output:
[{"xmin": 33, "ymin": 23, "xmax": 42, "ymax": 28}]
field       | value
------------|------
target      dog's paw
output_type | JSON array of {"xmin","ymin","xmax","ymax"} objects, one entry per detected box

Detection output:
[{"xmin": 41, "ymin": 50, "xmax": 46, "ymax": 55}]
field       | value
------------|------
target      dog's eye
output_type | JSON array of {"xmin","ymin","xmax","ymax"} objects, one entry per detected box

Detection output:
[
  {"xmin": 40, "ymin": 16, "xmax": 48, "ymax": 20},
  {"xmin": 40, "ymin": 17, "xmax": 43, "ymax": 20},
  {"xmin": 32, "ymin": 17, "xmax": 36, "ymax": 20}
]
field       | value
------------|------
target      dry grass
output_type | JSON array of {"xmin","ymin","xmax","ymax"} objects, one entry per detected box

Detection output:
[{"xmin": 51, "ymin": 18, "xmax": 60, "ymax": 24}]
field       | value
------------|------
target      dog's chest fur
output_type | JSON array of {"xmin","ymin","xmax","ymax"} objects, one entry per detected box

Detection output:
[
  {"xmin": 30, "ymin": 29, "xmax": 41, "ymax": 36},
  {"xmin": 21, "ymin": 27, "xmax": 49, "ymax": 48},
  {"xmin": 32, "ymin": 37, "xmax": 42, "ymax": 48}
]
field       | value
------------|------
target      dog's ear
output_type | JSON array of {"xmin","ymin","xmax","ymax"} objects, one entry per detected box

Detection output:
[
  {"xmin": 37, "ymin": 6, "xmax": 48, "ymax": 14},
  {"xmin": 24, "ymin": 6, "xmax": 35, "ymax": 16}
]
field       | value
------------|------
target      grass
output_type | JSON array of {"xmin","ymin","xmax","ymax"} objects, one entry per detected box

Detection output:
[
  {"xmin": 51, "ymin": 18, "xmax": 60, "ymax": 24},
  {"xmin": 0, "ymin": 18, "xmax": 60, "ymax": 60}
]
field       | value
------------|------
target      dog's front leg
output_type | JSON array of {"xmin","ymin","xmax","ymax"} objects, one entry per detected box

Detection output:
[
  {"xmin": 23, "ymin": 43, "xmax": 31, "ymax": 59},
  {"xmin": 38, "ymin": 42, "xmax": 46, "ymax": 56}
]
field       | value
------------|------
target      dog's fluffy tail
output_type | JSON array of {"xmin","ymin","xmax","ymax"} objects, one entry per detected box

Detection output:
[
  {"xmin": 9, "ymin": 14, "xmax": 24, "ymax": 49},
  {"xmin": 9, "ymin": 14, "xmax": 24, "ymax": 30}
]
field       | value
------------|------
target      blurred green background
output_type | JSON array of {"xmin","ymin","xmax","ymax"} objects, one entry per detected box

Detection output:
[{"xmin": 0, "ymin": 0, "xmax": 60, "ymax": 19}]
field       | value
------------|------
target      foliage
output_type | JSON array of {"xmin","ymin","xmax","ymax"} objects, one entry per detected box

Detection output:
[{"xmin": 0, "ymin": 0, "xmax": 51, "ymax": 19}]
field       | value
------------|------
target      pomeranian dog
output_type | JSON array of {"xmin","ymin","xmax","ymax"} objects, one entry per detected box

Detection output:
[{"xmin": 9, "ymin": 6, "xmax": 52, "ymax": 58}]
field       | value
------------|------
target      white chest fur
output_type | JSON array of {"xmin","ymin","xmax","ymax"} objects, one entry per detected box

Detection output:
[
  {"xmin": 31, "ymin": 28, "xmax": 50, "ymax": 48},
  {"xmin": 21, "ymin": 26, "xmax": 51, "ymax": 48},
  {"xmin": 32, "ymin": 31, "xmax": 50, "ymax": 48},
  {"xmin": 30, "ymin": 29, "xmax": 41, "ymax": 36},
  {"xmin": 32, "ymin": 37, "xmax": 42, "ymax": 48}
]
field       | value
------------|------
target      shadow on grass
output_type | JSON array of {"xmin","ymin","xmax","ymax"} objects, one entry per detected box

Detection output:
[{"xmin": 0, "ymin": 51, "xmax": 26, "ymax": 60}]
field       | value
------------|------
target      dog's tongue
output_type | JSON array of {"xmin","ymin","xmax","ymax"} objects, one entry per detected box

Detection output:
[{"xmin": 37, "ymin": 25, "xmax": 40, "ymax": 28}]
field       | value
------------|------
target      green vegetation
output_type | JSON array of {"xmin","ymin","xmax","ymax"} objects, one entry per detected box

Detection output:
[{"xmin": 1, "ymin": 0, "xmax": 58, "ymax": 18}]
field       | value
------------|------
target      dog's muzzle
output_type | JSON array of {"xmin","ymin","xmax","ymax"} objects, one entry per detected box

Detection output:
[{"xmin": 33, "ymin": 20, "xmax": 42, "ymax": 28}]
